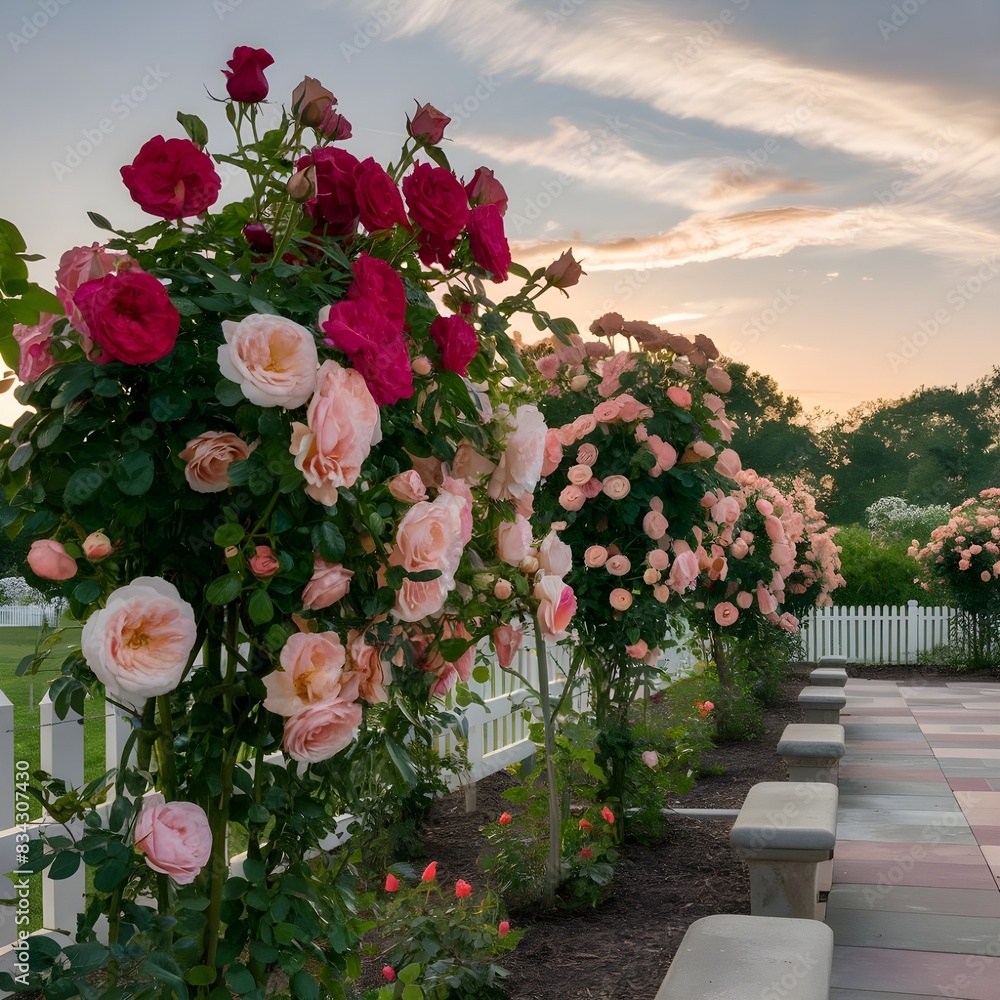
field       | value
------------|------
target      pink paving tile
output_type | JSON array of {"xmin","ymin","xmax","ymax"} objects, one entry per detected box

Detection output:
[
  {"xmin": 834, "ymin": 841, "xmax": 987, "ymax": 864},
  {"xmin": 950, "ymin": 779, "xmax": 995, "ymax": 791},
  {"xmin": 959, "ymin": 809, "xmax": 1000, "ymax": 827},
  {"xmin": 832, "ymin": 945, "xmax": 1000, "ymax": 999},
  {"xmin": 850, "ymin": 742, "xmax": 932, "ymax": 753},
  {"xmin": 956, "ymin": 792, "xmax": 1000, "ymax": 808},
  {"xmin": 833, "ymin": 859, "xmax": 998, "ymax": 890},
  {"xmin": 968, "ymin": 826, "xmax": 1000, "ymax": 846},
  {"xmin": 978, "ymin": 846, "xmax": 1000, "ymax": 867}
]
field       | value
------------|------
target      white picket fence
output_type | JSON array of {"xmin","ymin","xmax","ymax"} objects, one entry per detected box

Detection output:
[
  {"xmin": 801, "ymin": 600, "xmax": 956, "ymax": 664},
  {"xmin": 0, "ymin": 605, "xmax": 62, "ymax": 628}
]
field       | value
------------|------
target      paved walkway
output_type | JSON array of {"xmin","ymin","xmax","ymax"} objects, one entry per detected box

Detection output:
[{"xmin": 828, "ymin": 678, "xmax": 1000, "ymax": 999}]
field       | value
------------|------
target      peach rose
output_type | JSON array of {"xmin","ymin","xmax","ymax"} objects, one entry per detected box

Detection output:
[
  {"xmin": 567, "ymin": 464, "xmax": 593, "ymax": 486},
  {"xmin": 249, "ymin": 545, "xmax": 280, "ymax": 578},
  {"xmin": 497, "ymin": 516, "xmax": 532, "ymax": 566},
  {"xmin": 667, "ymin": 550, "xmax": 700, "ymax": 593},
  {"xmin": 714, "ymin": 602, "xmax": 739, "ymax": 626},
  {"xmin": 302, "ymin": 556, "xmax": 354, "ymax": 610},
  {"xmin": 82, "ymin": 531, "xmax": 113, "ymax": 561},
  {"xmin": 264, "ymin": 631, "xmax": 353, "ymax": 717},
  {"xmin": 606, "ymin": 554, "xmax": 631, "ymax": 577},
  {"xmin": 218, "ymin": 313, "xmax": 318, "ymax": 408},
  {"xmin": 584, "ymin": 545, "xmax": 609, "ymax": 568},
  {"xmin": 388, "ymin": 470, "xmax": 428, "ymax": 503},
  {"xmin": 283, "ymin": 698, "xmax": 363, "ymax": 763},
  {"xmin": 576, "ymin": 443, "xmax": 598, "ymax": 466},
  {"xmin": 535, "ymin": 576, "xmax": 576, "ymax": 641},
  {"xmin": 81, "ymin": 577, "xmax": 197, "ymax": 707},
  {"xmin": 643, "ymin": 567, "xmax": 660, "ymax": 585},
  {"xmin": 135, "ymin": 794, "xmax": 211, "ymax": 885},
  {"xmin": 715, "ymin": 448, "xmax": 742, "ymax": 480},
  {"xmin": 290, "ymin": 360, "xmax": 380, "ymax": 505},
  {"xmin": 538, "ymin": 530, "xmax": 573, "ymax": 578},
  {"xmin": 493, "ymin": 624, "xmax": 523, "ymax": 668},
  {"xmin": 451, "ymin": 441, "xmax": 497, "ymax": 483},
  {"xmin": 346, "ymin": 629, "xmax": 389, "ymax": 704},
  {"xmin": 705, "ymin": 365, "xmax": 732, "ymax": 393},
  {"xmin": 609, "ymin": 588, "xmax": 633, "ymax": 611},
  {"xmin": 756, "ymin": 583, "xmax": 778, "ymax": 615},
  {"xmin": 541, "ymin": 428, "xmax": 563, "ymax": 477},
  {"xmin": 488, "ymin": 404, "xmax": 548, "ymax": 500},
  {"xmin": 666, "ymin": 386, "xmax": 692, "ymax": 409},
  {"xmin": 643, "ymin": 511, "xmax": 668, "ymax": 540},
  {"xmin": 647, "ymin": 435, "xmax": 677, "ymax": 472},
  {"xmin": 440, "ymin": 475, "xmax": 474, "ymax": 546},
  {"xmin": 756, "ymin": 498, "xmax": 774, "ymax": 516},
  {"xmin": 731, "ymin": 537, "xmax": 750, "ymax": 559},
  {"xmin": 736, "ymin": 590, "xmax": 754, "ymax": 609},
  {"xmin": 411, "ymin": 354, "xmax": 432, "ymax": 376},
  {"xmin": 494, "ymin": 578, "xmax": 513, "ymax": 600},
  {"xmin": 653, "ymin": 585, "xmax": 670, "ymax": 603},
  {"xmin": 626, "ymin": 639, "xmax": 648, "ymax": 659},
  {"xmin": 570, "ymin": 414, "xmax": 598, "ymax": 440},
  {"xmin": 27, "ymin": 539, "xmax": 77, "ymax": 580},
  {"xmin": 602, "ymin": 475, "xmax": 631, "ymax": 500},
  {"xmin": 559, "ymin": 485, "xmax": 586, "ymax": 511},
  {"xmin": 616, "ymin": 394, "xmax": 652, "ymax": 423},
  {"xmin": 711, "ymin": 496, "xmax": 741, "ymax": 525},
  {"xmin": 593, "ymin": 400, "xmax": 619, "ymax": 423},
  {"xmin": 647, "ymin": 549, "xmax": 670, "ymax": 572},
  {"xmin": 179, "ymin": 431, "xmax": 253, "ymax": 493}
]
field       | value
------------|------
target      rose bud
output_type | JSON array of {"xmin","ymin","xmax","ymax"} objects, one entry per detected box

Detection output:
[
  {"xmin": 408, "ymin": 102, "xmax": 451, "ymax": 144},
  {"xmin": 318, "ymin": 105, "xmax": 352, "ymax": 140},
  {"xmin": 223, "ymin": 46, "xmax": 274, "ymax": 104},
  {"xmin": 82, "ymin": 531, "xmax": 113, "ymax": 561},
  {"xmin": 545, "ymin": 249, "xmax": 585, "ymax": 289},
  {"xmin": 286, "ymin": 165, "xmax": 317, "ymax": 202},
  {"xmin": 291, "ymin": 76, "xmax": 336, "ymax": 128},
  {"xmin": 494, "ymin": 579, "xmax": 513, "ymax": 600},
  {"xmin": 27, "ymin": 539, "xmax": 77, "ymax": 581}
]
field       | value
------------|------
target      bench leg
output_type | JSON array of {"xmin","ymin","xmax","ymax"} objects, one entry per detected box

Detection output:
[
  {"xmin": 746, "ymin": 861, "xmax": 823, "ymax": 920},
  {"xmin": 786, "ymin": 762, "xmax": 840, "ymax": 785},
  {"xmin": 803, "ymin": 708, "xmax": 841, "ymax": 725}
]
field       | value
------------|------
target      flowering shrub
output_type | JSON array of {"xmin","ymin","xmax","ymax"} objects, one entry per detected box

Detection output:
[
  {"xmin": 868, "ymin": 496, "xmax": 951, "ymax": 544},
  {"xmin": 0, "ymin": 46, "xmax": 575, "ymax": 997}
]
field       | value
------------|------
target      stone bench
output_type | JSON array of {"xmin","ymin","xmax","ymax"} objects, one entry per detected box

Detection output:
[
  {"xmin": 818, "ymin": 655, "xmax": 847, "ymax": 667},
  {"xmin": 810, "ymin": 665, "xmax": 848, "ymax": 687},
  {"xmin": 798, "ymin": 685, "xmax": 846, "ymax": 724},
  {"xmin": 730, "ymin": 781, "xmax": 839, "ymax": 919},
  {"xmin": 654, "ymin": 914, "xmax": 834, "ymax": 1000},
  {"xmin": 778, "ymin": 723, "xmax": 846, "ymax": 784}
]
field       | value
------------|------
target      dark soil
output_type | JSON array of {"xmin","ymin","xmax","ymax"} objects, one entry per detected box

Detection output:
[{"xmin": 416, "ymin": 676, "xmax": 804, "ymax": 1000}]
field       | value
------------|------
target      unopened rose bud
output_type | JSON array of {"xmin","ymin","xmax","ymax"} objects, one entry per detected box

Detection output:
[
  {"xmin": 473, "ymin": 572, "xmax": 494, "ymax": 591},
  {"xmin": 570, "ymin": 374, "xmax": 589, "ymax": 391},
  {"xmin": 224, "ymin": 546, "xmax": 239, "ymax": 559},
  {"xmin": 519, "ymin": 556, "xmax": 539, "ymax": 574},
  {"xmin": 545, "ymin": 249, "xmax": 585, "ymax": 289},
  {"xmin": 494, "ymin": 579, "xmax": 513, "ymax": 600},
  {"xmin": 291, "ymin": 76, "xmax": 336, "ymax": 128},
  {"xmin": 82, "ymin": 531, "xmax": 113, "ymax": 561},
  {"xmin": 408, "ymin": 102, "xmax": 450, "ymax": 144},
  {"xmin": 412, "ymin": 355, "xmax": 432, "ymax": 376},
  {"xmin": 286, "ymin": 165, "xmax": 317, "ymax": 202},
  {"xmin": 359, "ymin": 531, "xmax": 376, "ymax": 554}
]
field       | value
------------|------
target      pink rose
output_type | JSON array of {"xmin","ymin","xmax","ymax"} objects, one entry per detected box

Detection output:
[
  {"xmin": 494, "ymin": 578, "xmax": 513, "ymax": 599},
  {"xmin": 731, "ymin": 538, "xmax": 750, "ymax": 559},
  {"xmin": 27, "ymin": 539, "xmax": 77, "ymax": 580},
  {"xmin": 535, "ymin": 576, "xmax": 577, "ymax": 641},
  {"xmin": 82, "ymin": 531, "xmax": 113, "ymax": 561},
  {"xmin": 778, "ymin": 612, "xmax": 799, "ymax": 633},
  {"xmin": 602, "ymin": 475, "xmax": 631, "ymax": 500},
  {"xmin": 488, "ymin": 405, "xmax": 548, "ymax": 500},
  {"xmin": 647, "ymin": 435, "xmax": 678, "ymax": 472},
  {"xmin": 567, "ymin": 464, "xmax": 593, "ymax": 486},
  {"xmin": 135, "ymin": 795, "xmax": 211, "ymax": 885},
  {"xmin": 302, "ymin": 557, "xmax": 354, "ymax": 611},
  {"xmin": 297, "ymin": 146, "xmax": 362, "ymax": 234},
  {"xmin": 535, "ymin": 354, "xmax": 560, "ymax": 380},
  {"xmin": 493, "ymin": 624, "xmax": 523, "ymax": 668},
  {"xmin": 430, "ymin": 314, "xmax": 478, "ymax": 376},
  {"xmin": 571, "ymin": 414, "xmax": 598, "ymax": 440},
  {"xmin": 223, "ymin": 45, "xmax": 274, "ymax": 102},
  {"xmin": 219, "ymin": 313, "xmax": 318, "ymax": 408},
  {"xmin": 249, "ymin": 545, "xmax": 279, "ymax": 578},
  {"xmin": 667, "ymin": 386, "xmax": 692, "ymax": 409},
  {"xmin": 706, "ymin": 365, "xmax": 732, "ymax": 393},
  {"xmin": 711, "ymin": 496, "xmax": 741, "ymax": 525},
  {"xmin": 559, "ymin": 485, "xmax": 586, "ymax": 511},
  {"xmin": 356, "ymin": 156, "xmax": 409, "ymax": 232},
  {"xmin": 763, "ymin": 516, "xmax": 786, "ymax": 543},
  {"xmin": 465, "ymin": 166, "xmax": 508, "ymax": 214},
  {"xmin": 75, "ymin": 270, "xmax": 180, "ymax": 365},
  {"xmin": 467, "ymin": 204, "xmax": 510, "ymax": 282},
  {"xmin": 606, "ymin": 554, "xmax": 631, "ymax": 577},
  {"xmin": 627, "ymin": 640, "xmax": 649, "ymax": 659},
  {"xmin": 642, "ymin": 749, "xmax": 659, "ymax": 768},
  {"xmin": 440, "ymin": 476, "xmax": 474, "ymax": 545},
  {"xmin": 179, "ymin": 431, "xmax": 253, "ymax": 493},
  {"xmin": 346, "ymin": 629, "xmax": 389, "ymax": 704},
  {"xmin": 497, "ymin": 516, "xmax": 532, "ymax": 566},
  {"xmin": 544, "ymin": 249, "xmax": 585, "ymax": 289},
  {"xmin": 667, "ymin": 550, "xmax": 700, "ymax": 593},
  {"xmin": 647, "ymin": 549, "xmax": 670, "ymax": 572},
  {"xmin": 576, "ymin": 443, "xmax": 598, "ymax": 466},
  {"xmin": 756, "ymin": 498, "xmax": 774, "ymax": 516},
  {"xmin": 408, "ymin": 102, "xmax": 451, "ymax": 144},
  {"xmin": 541, "ymin": 429, "xmax": 563, "ymax": 477},
  {"xmin": 121, "ymin": 136, "xmax": 221, "ymax": 220},
  {"xmin": 736, "ymin": 590, "xmax": 754, "ymax": 609},
  {"xmin": 609, "ymin": 588, "xmax": 633, "ymax": 611},
  {"xmin": 756, "ymin": 583, "xmax": 778, "ymax": 615},
  {"xmin": 714, "ymin": 602, "xmax": 739, "ymax": 626},
  {"xmin": 290, "ymin": 360, "xmax": 380, "ymax": 505},
  {"xmin": 283, "ymin": 698, "xmax": 363, "ymax": 763},
  {"xmin": 538, "ymin": 530, "xmax": 573, "ymax": 577},
  {"xmin": 264, "ymin": 631, "xmax": 353, "ymax": 716},
  {"xmin": 593, "ymin": 400, "xmax": 619, "ymax": 423},
  {"xmin": 389, "ymin": 470, "xmax": 428, "ymax": 503},
  {"xmin": 13, "ymin": 314, "xmax": 58, "ymax": 383},
  {"xmin": 56, "ymin": 243, "xmax": 134, "ymax": 324},
  {"xmin": 616, "ymin": 394, "xmax": 652, "ymax": 423},
  {"xmin": 643, "ymin": 511, "xmax": 669, "ymax": 540},
  {"xmin": 715, "ymin": 448, "xmax": 742, "ymax": 479},
  {"xmin": 585, "ymin": 545, "xmax": 609, "ymax": 568},
  {"xmin": 81, "ymin": 577, "xmax": 197, "ymax": 707}
]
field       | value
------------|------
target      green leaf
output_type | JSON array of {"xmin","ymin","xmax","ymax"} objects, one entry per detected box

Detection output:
[
  {"xmin": 186, "ymin": 966, "xmax": 217, "ymax": 986},
  {"xmin": 8, "ymin": 441, "xmax": 32, "ymax": 472},
  {"xmin": 472, "ymin": 664, "xmax": 490, "ymax": 684},
  {"xmin": 241, "ymin": 857, "xmax": 265, "ymax": 882},
  {"xmin": 48, "ymin": 850, "xmax": 81, "ymax": 880},
  {"xmin": 205, "ymin": 573, "xmax": 243, "ymax": 606},
  {"xmin": 149, "ymin": 386, "xmax": 192, "ymax": 422},
  {"xmin": 291, "ymin": 971, "xmax": 319, "ymax": 1000},
  {"xmin": 93, "ymin": 859, "xmax": 129, "ymax": 892},
  {"xmin": 401, "ymin": 986, "xmax": 424, "ymax": 1000},
  {"xmin": 247, "ymin": 589, "xmax": 273, "ymax": 625},
  {"xmin": 176, "ymin": 112, "xmax": 209, "ymax": 147},
  {"xmin": 384, "ymin": 734, "xmax": 418, "ymax": 787},
  {"xmin": 73, "ymin": 580, "xmax": 102, "ymax": 605},
  {"xmin": 216, "ymin": 379, "xmax": 245, "ymax": 406},
  {"xmin": 115, "ymin": 450, "xmax": 155, "ymax": 497},
  {"xmin": 311, "ymin": 522, "xmax": 345, "ymax": 562},
  {"xmin": 214, "ymin": 523, "xmax": 245, "ymax": 547},
  {"xmin": 398, "ymin": 964, "xmax": 422, "ymax": 986},
  {"xmin": 63, "ymin": 466, "xmax": 104, "ymax": 506},
  {"xmin": 87, "ymin": 211, "xmax": 114, "ymax": 232}
]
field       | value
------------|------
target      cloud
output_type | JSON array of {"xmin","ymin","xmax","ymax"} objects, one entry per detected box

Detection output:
[
  {"xmin": 652, "ymin": 312, "xmax": 707, "ymax": 323},
  {"xmin": 780, "ymin": 343, "xmax": 821, "ymax": 353}
]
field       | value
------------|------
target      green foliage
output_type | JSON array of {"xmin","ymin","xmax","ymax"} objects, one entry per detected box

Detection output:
[
  {"xmin": 866, "ymin": 496, "xmax": 951, "ymax": 544},
  {"xmin": 834, "ymin": 524, "xmax": 926, "ymax": 607}
]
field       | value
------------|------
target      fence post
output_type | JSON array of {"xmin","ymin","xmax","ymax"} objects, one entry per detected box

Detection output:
[{"xmin": 906, "ymin": 600, "xmax": 920, "ymax": 664}]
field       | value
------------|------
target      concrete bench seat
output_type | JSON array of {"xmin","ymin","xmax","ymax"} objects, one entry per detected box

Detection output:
[
  {"xmin": 731, "ymin": 781, "xmax": 839, "ymax": 919},
  {"xmin": 798, "ymin": 685, "xmax": 846, "ymax": 724},
  {"xmin": 809, "ymin": 665, "xmax": 848, "ymax": 687},
  {"xmin": 778, "ymin": 723, "xmax": 846, "ymax": 784},
  {"xmin": 818, "ymin": 655, "xmax": 847, "ymax": 667},
  {"xmin": 654, "ymin": 914, "xmax": 834, "ymax": 1000}
]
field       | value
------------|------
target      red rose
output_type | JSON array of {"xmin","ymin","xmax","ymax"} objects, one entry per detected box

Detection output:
[
  {"xmin": 465, "ymin": 166, "xmax": 508, "ymax": 216},
  {"xmin": 430, "ymin": 314, "xmax": 478, "ymax": 376},
  {"xmin": 297, "ymin": 146, "xmax": 362, "ymax": 235},
  {"xmin": 356, "ymin": 157, "xmax": 409, "ymax": 233},
  {"xmin": 347, "ymin": 254, "xmax": 406, "ymax": 335},
  {"xmin": 408, "ymin": 102, "xmax": 450, "ymax": 144},
  {"xmin": 403, "ymin": 162, "xmax": 469, "ymax": 246},
  {"xmin": 223, "ymin": 46, "xmax": 274, "ymax": 103},
  {"xmin": 75, "ymin": 271, "xmax": 180, "ymax": 365},
  {"xmin": 121, "ymin": 136, "xmax": 221, "ymax": 220},
  {"xmin": 417, "ymin": 232, "xmax": 458, "ymax": 268},
  {"xmin": 242, "ymin": 223, "xmax": 274, "ymax": 252},
  {"xmin": 467, "ymin": 204, "xmax": 510, "ymax": 282}
]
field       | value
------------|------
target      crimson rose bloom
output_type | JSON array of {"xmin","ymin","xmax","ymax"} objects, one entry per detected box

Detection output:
[
  {"xmin": 223, "ymin": 46, "xmax": 274, "ymax": 103},
  {"xmin": 121, "ymin": 136, "xmax": 221, "ymax": 220},
  {"xmin": 356, "ymin": 157, "xmax": 409, "ymax": 232},
  {"xmin": 75, "ymin": 271, "xmax": 180, "ymax": 365},
  {"xmin": 403, "ymin": 163, "xmax": 468, "ymax": 265},
  {"xmin": 408, "ymin": 102, "xmax": 450, "ymax": 144},
  {"xmin": 467, "ymin": 204, "xmax": 510, "ymax": 282},
  {"xmin": 298, "ymin": 146, "xmax": 362, "ymax": 235},
  {"xmin": 465, "ymin": 166, "xmax": 508, "ymax": 215},
  {"xmin": 430, "ymin": 314, "xmax": 478, "ymax": 376}
]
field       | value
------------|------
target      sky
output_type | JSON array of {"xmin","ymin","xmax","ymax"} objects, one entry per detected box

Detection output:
[{"xmin": 1, "ymin": 0, "xmax": 998, "ymax": 427}]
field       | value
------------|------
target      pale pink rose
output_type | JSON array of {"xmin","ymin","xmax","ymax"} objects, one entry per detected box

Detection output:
[
  {"xmin": 451, "ymin": 441, "xmax": 497, "ymax": 483},
  {"xmin": 535, "ymin": 353, "xmax": 559, "ymax": 379},
  {"xmin": 570, "ymin": 373, "xmax": 590, "ymax": 392},
  {"xmin": 730, "ymin": 537, "xmax": 750, "ymax": 559},
  {"xmin": 703, "ymin": 392, "xmax": 726, "ymax": 415},
  {"xmin": 541, "ymin": 428, "xmax": 563, "ymax": 477},
  {"xmin": 771, "ymin": 542, "xmax": 795, "ymax": 567},
  {"xmin": 647, "ymin": 435, "xmax": 677, "ymax": 471},
  {"xmin": 302, "ymin": 556, "xmax": 354, "ymax": 610},
  {"xmin": 666, "ymin": 386, "xmax": 692, "ymax": 409},
  {"xmin": 494, "ymin": 578, "xmax": 513, "ymax": 599},
  {"xmin": 538, "ymin": 530, "xmax": 573, "ymax": 578},
  {"xmin": 585, "ymin": 545, "xmax": 609, "ymax": 568},
  {"xmin": 667, "ymin": 550, "xmax": 700, "ymax": 593},
  {"xmin": 514, "ymin": 491, "xmax": 534, "ymax": 519},
  {"xmin": 609, "ymin": 588, "xmax": 633, "ymax": 611},
  {"xmin": 82, "ymin": 531, "xmax": 113, "ymax": 561},
  {"xmin": 577, "ymin": 443, "xmax": 598, "ymax": 466},
  {"xmin": 497, "ymin": 516, "xmax": 532, "ymax": 566},
  {"xmin": 559, "ymin": 485, "xmax": 586, "ymax": 511},
  {"xmin": 264, "ymin": 631, "xmax": 351, "ymax": 717},
  {"xmin": 346, "ymin": 629, "xmax": 390, "ymax": 704},
  {"xmin": 692, "ymin": 441, "xmax": 715, "ymax": 459},
  {"xmin": 567, "ymin": 464, "xmax": 594, "ymax": 486},
  {"xmin": 736, "ymin": 590, "xmax": 754, "ymax": 609},
  {"xmin": 642, "ymin": 750, "xmax": 659, "ymax": 768},
  {"xmin": 606, "ymin": 555, "xmax": 631, "ymax": 577},
  {"xmin": 653, "ymin": 585, "xmax": 670, "ymax": 603},
  {"xmin": 290, "ymin": 360, "xmax": 381, "ymax": 505},
  {"xmin": 705, "ymin": 366, "xmax": 732, "ymax": 393},
  {"xmin": 390, "ymin": 493, "xmax": 465, "ymax": 621},
  {"xmin": 763, "ymin": 516, "xmax": 786, "ymax": 543},
  {"xmin": 756, "ymin": 583, "xmax": 778, "ymax": 615},
  {"xmin": 593, "ymin": 400, "xmax": 619, "ymax": 423},
  {"xmin": 249, "ymin": 545, "xmax": 280, "ymax": 578},
  {"xmin": 440, "ymin": 476, "xmax": 473, "ymax": 545},
  {"xmin": 982, "ymin": 570, "xmax": 993, "ymax": 583},
  {"xmin": 602, "ymin": 475, "xmax": 631, "ymax": 500},
  {"xmin": 643, "ymin": 567, "xmax": 660, "ymax": 585},
  {"xmin": 711, "ymin": 496, "xmax": 741, "ymax": 525},
  {"xmin": 778, "ymin": 612, "xmax": 799, "ymax": 633},
  {"xmin": 179, "ymin": 431, "xmax": 253, "ymax": 493},
  {"xmin": 615, "ymin": 394, "xmax": 652, "ymax": 423},
  {"xmin": 218, "ymin": 313, "xmax": 319, "ymax": 408},
  {"xmin": 13, "ymin": 314, "xmax": 59, "ymax": 383},
  {"xmin": 81, "ymin": 577, "xmax": 197, "ymax": 707},
  {"xmin": 535, "ymin": 576, "xmax": 576, "ymax": 640},
  {"xmin": 648, "ymin": 549, "xmax": 670, "ymax": 572},
  {"xmin": 714, "ymin": 602, "xmax": 739, "ymax": 626},
  {"xmin": 488, "ymin": 404, "xmax": 548, "ymax": 500},
  {"xmin": 958, "ymin": 558, "xmax": 971, "ymax": 571},
  {"xmin": 571, "ymin": 414, "xmax": 598, "ymax": 440},
  {"xmin": 756, "ymin": 498, "xmax": 774, "ymax": 516},
  {"xmin": 642, "ymin": 511, "xmax": 669, "ymax": 540},
  {"xmin": 389, "ymin": 470, "xmax": 428, "ymax": 502},
  {"xmin": 493, "ymin": 624, "xmax": 523, "ymax": 668},
  {"xmin": 135, "ymin": 795, "xmax": 211, "ymax": 885},
  {"xmin": 28, "ymin": 539, "xmax": 77, "ymax": 580},
  {"xmin": 580, "ymin": 477, "xmax": 604, "ymax": 499},
  {"xmin": 283, "ymin": 698, "xmax": 363, "ymax": 763},
  {"xmin": 715, "ymin": 449, "xmax": 742, "ymax": 480},
  {"xmin": 626, "ymin": 640, "xmax": 648, "ymax": 659}
]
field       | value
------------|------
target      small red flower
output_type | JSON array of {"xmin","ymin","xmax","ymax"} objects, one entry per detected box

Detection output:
[
  {"xmin": 602, "ymin": 806, "xmax": 615, "ymax": 825},
  {"xmin": 578, "ymin": 818, "xmax": 593, "ymax": 831},
  {"xmin": 384, "ymin": 873, "xmax": 399, "ymax": 892},
  {"xmin": 498, "ymin": 920, "xmax": 510, "ymax": 937},
  {"xmin": 579, "ymin": 848, "xmax": 593, "ymax": 860},
  {"xmin": 421, "ymin": 861, "xmax": 438, "ymax": 881},
  {"xmin": 382, "ymin": 966, "xmax": 396, "ymax": 982},
  {"xmin": 498, "ymin": 812, "xmax": 513, "ymax": 826},
  {"xmin": 455, "ymin": 879, "xmax": 472, "ymax": 898}
]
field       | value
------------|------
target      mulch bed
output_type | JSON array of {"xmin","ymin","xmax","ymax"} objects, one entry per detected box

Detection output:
[{"xmin": 416, "ymin": 676, "xmax": 804, "ymax": 1000}]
